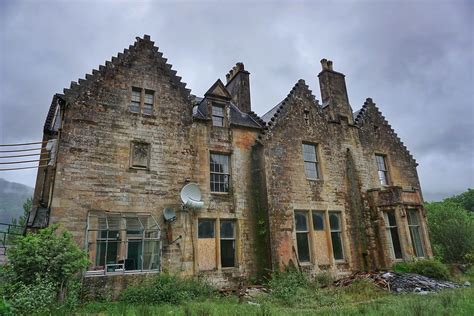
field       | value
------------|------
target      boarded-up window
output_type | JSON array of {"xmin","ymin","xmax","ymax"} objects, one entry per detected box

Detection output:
[
  {"xmin": 383, "ymin": 211, "xmax": 403, "ymax": 259},
  {"xmin": 407, "ymin": 209, "xmax": 425, "ymax": 257},
  {"xmin": 131, "ymin": 142, "xmax": 150, "ymax": 169},
  {"xmin": 329, "ymin": 212, "xmax": 344, "ymax": 260},
  {"xmin": 198, "ymin": 219, "xmax": 216, "ymax": 271},
  {"xmin": 220, "ymin": 220, "xmax": 236, "ymax": 268},
  {"xmin": 294, "ymin": 211, "xmax": 310, "ymax": 262}
]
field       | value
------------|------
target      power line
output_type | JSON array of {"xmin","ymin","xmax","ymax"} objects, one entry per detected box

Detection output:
[
  {"xmin": 0, "ymin": 147, "xmax": 42, "ymax": 153},
  {"xmin": 0, "ymin": 158, "xmax": 49, "ymax": 165},
  {"xmin": 0, "ymin": 165, "xmax": 49, "ymax": 171},
  {"xmin": 0, "ymin": 141, "xmax": 46, "ymax": 147},
  {"xmin": 0, "ymin": 153, "xmax": 48, "ymax": 159}
]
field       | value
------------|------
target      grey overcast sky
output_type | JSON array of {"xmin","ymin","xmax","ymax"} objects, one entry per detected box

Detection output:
[{"xmin": 0, "ymin": 0, "xmax": 472, "ymax": 201}]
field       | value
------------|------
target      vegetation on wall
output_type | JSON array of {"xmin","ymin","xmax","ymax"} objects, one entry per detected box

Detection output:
[{"xmin": 425, "ymin": 189, "xmax": 474, "ymax": 264}]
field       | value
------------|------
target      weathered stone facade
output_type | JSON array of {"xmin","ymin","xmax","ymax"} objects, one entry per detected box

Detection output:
[{"xmin": 31, "ymin": 35, "xmax": 432, "ymax": 286}]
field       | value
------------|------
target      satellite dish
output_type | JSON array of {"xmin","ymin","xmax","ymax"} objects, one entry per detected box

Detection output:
[
  {"xmin": 180, "ymin": 183, "xmax": 204, "ymax": 209},
  {"xmin": 163, "ymin": 207, "xmax": 177, "ymax": 222}
]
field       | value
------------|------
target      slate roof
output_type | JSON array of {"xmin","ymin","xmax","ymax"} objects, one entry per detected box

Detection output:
[{"xmin": 192, "ymin": 96, "xmax": 262, "ymax": 129}]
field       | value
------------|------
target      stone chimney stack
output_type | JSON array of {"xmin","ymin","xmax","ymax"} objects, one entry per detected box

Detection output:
[
  {"xmin": 225, "ymin": 62, "xmax": 251, "ymax": 113},
  {"xmin": 318, "ymin": 59, "xmax": 353, "ymax": 123}
]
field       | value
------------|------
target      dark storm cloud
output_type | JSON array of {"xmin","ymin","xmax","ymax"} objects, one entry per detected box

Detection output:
[{"xmin": 0, "ymin": 0, "xmax": 472, "ymax": 201}]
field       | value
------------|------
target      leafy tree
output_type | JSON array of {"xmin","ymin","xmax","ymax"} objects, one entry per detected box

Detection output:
[
  {"xmin": 425, "ymin": 198, "xmax": 474, "ymax": 263},
  {"xmin": 445, "ymin": 188, "xmax": 474, "ymax": 213},
  {"xmin": 6, "ymin": 197, "xmax": 32, "ymax": 243}
]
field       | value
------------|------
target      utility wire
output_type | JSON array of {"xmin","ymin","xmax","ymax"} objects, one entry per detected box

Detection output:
[
  {"xmin": 0, "ymin": 147, "xmax": 42, "ymax": 153},
  {"xmin": 0, "ymin": 158, "xmax": 50, "ymax": 165},
  {"xmin": 0, "ymin": 141, "xmax": 46, "ymax": 147},
  {"xmin": 0, "ymin": 165, "xmax": 49, "ymax": 171},
  {"xmin": 0, "ymin": 153, "xmax": 48, "ymax": 159}
]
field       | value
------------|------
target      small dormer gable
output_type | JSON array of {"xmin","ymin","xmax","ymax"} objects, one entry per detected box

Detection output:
[{"xmin": 204, "ymin": 79, "xmax": 232, "ymax": 100}]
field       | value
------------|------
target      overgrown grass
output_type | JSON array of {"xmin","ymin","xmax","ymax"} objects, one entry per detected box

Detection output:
[{"xmin": 76, "ymin": 285, "xmax": 474, "ymax": 315}]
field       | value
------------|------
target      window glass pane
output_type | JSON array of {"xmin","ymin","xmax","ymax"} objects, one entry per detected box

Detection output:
[
  {"xmin": 302, "ymin": 144, "xmax": 317, "ymax": 162},
  {"xmin": 294, "ymin": 212, "xmax": 308, "ymax": 232},
  {"xmin": 378, "ymin": 171, "xmax": 388, "ymax": 185},
  {"xmin": 143, "ymin": 240, "xmax": 160, "ymax": 270},
  {"xmin": 131, "ymin": 89, "xmax": 141, "ymax": 102},
  {"xmin": 312, "ymin": 211, "xmax": 324, "ymax": 231},
  {"xmin": 144, "ymin": 91, "xmax": 154, "ymax": 104},
  {"xmin": 331, "ymin": 232, "xmax": 344, "ymax": 260},
  {"xmin": 198, "ymin": 219, "xmax": 215, "ymax": 238},
  {"xmin": 387, "ymin": 212, "xmax": 397, "ymax": 226},
  {"xmin": 212, "ymin": 105, "xmax": 224, "ymax": 116},
  {"xmin": 304, "ymin": 162, "xmax": 318, "ymax": 179},
  {"xmin": 210, "ymin": 154, "xmax": 230, "ymax": 192},
  {"xmin": 220, "ymin": 240, "xmax": 235, "ymax": 267},
  {"xmin": 391, "ymin": 227, "xmax": 403, "ymax": 259},
  {"xmin": 130, "ymin": 102, "xmax": 140, "ymax": 113},
  {"xmin": 104, "ymin": 241, "xmax": 119, "ymax": 272},
  {"xmin": 410, "ymin": 226, "xmax": 425, "ymax": 257},
  {"xmin": 407, "ymin": 210, "xmax": 420, "ymax": 225},
  {"xmin": 212, "ymin": 116, "xmax": 224, "ymax": 127},
  {"xmin": 143, "ymin": 104, "xmax": 153, "ymax": 115},
  {"xmin": 126, "ymin": 240, "xmax": 143, "ymax": 270},
  {"xmin": 329, "ymin": 213, "xmax": 340, "ymax": 231},
  {"xmin": 296, "ymin": 233, "xmax": 310, "ymax": 262},
  {"xmin": 220, "ymin": 220, "xmax": 235, "ymax": 239}
]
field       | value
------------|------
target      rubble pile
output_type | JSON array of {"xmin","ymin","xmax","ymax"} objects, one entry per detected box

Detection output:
[{"xmin": 334, "ymin": 271, "xmax": 464, "ymax": 294}]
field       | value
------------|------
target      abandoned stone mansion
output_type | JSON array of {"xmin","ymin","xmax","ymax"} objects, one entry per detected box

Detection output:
[{"xmin": 30, "ymin": 35, "xmax": 432, "ymax": 286}]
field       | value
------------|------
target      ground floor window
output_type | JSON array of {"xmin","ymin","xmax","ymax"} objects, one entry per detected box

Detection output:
[
  {"xmin": 197, "ymin": 218, "xmax": 237, "ymax": 270},
  {"xmin": 329, "ymin": 212, "xmax": 344, "ymax": 260},
  {"xmin": 293, "ymin": 210, "xmax": 345, "ymax": 264},
  {"xmin": 86, "ymin": 212, "xmax": 161, "ymax": 275},
  {"xmin": 294, "ymin": 211, "xmax": 310, "ymax": 262},
  {"xmin": 383, "ymin": 211, "xmax": 403, "ymax": 259},
  {"xmin": 407, "ymin": 209, "xmax": 425, "ymax": 257}
]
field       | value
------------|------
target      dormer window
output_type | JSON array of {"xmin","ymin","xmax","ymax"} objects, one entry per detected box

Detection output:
[{"xmin": 211, "ymin": 103, "xmax": 225, "ymax": 127}]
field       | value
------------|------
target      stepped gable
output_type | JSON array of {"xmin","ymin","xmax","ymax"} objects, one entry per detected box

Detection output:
[
  {"xmin": 258, "ymin": 79, "xmax": 321, "ymax": 143},
  {"xmin": 62, "ymin": 35, "xmax": 192, "ymax": 104},
  {"xmin": 355, "ymin": 98, "xmax": 416, "ymax": 164},
  {"xmin": 43, "ymin": 94, "xmax": 65, "ymax": 134}
]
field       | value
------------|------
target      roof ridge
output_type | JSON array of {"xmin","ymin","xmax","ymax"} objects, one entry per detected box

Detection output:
[{"xmin": 63, "ymin": 35, "xmax": 192, "ymax": 103}]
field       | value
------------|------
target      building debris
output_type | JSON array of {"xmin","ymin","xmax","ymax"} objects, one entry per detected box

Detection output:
[{"xmin": 334, "ymin": 271, "xmax": 465, "ymax": 294}]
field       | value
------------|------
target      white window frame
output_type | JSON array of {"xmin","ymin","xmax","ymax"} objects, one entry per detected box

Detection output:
[
  {"xmin": 85, "ymin": 212, "xmax": 161, "ymax": 276},
  {"xmin": 302, "ymin": 143, "xmax": 320, "ymax": 180},
  {"xmin": 375, "ymin": 154, "xmax": 389, "ymax": 186},
  {"xmin": 210, "ymin": 153, "xmax": 230, "ymax": 193}
]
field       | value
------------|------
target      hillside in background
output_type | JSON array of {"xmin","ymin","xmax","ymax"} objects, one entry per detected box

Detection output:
[{"xmin": 0, "ymin": 178, "xmax": 34, "ymax": 224}]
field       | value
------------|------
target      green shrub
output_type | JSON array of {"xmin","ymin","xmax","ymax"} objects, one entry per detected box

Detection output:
[
  {"xmin": 119, "ymin": 273, "xmax": 215, "ymax": 305},
  {"xmin": 9, "ymin": 278, "xmax": 57, "ymax": 315},
  {"xmin": 314, "ymin": 271, "xmax": 333, "ymax": 288},
  {"xmin": 0, "ymin": 298, "xmax": 15, "ymax": 316},
  {"xmin": 393, "ymin": 259, "xmax": 450, "ymax": 280},
  {"xmin": 267, "ymin": 267, "xmax": 309, "ymax": 301}
]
